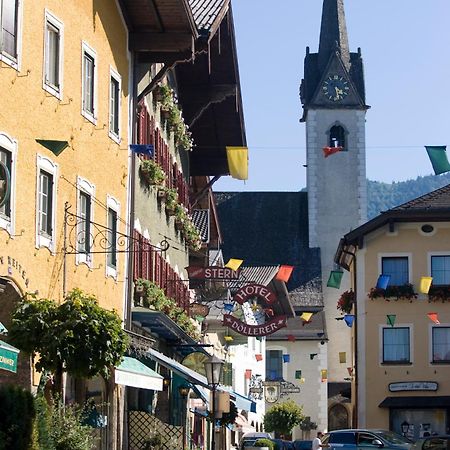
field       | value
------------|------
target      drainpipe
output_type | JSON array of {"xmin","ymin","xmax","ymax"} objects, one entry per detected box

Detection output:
[{"xmin": 353, "ymin": 255, "xmax": 358, "ymax": 428}]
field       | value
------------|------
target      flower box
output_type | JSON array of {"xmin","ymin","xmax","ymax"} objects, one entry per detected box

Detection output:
[
  {"xmin": 428, "ymin": 285, "xmax": 450, "ymax": 303},
  {"xmin": 368, "ymin": 283, "xmax": 417, "ymax": 301}
]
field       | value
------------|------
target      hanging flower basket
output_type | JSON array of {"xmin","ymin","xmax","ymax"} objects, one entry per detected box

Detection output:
[
  {"xmin": 139, "ymin": 159, "xmax": 166, "ymax": 187},
  {"xmin": 337, "ymin": 290, "xmax": 355, "ymax": 314},
  {"xmin": 428, "ymin": 285, "xmax": 450, "ymax": 303},
  {"xmin": 368, "ymin": 283, "xmax": 417, "ymax": 301}
]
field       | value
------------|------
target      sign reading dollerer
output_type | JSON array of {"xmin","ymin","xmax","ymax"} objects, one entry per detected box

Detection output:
[
  {"xmin": 223, "ymin": 314, "xmax": 287, "ymax": 337},
  {"xmin": 0, "ymin": 340, "xmax": 19, "ymax": 373}
]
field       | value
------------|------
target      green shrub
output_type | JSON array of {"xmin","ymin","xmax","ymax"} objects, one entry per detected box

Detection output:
[{"xmin": 255, "ymin": 439, "xmax": 275, "ymax": 450}]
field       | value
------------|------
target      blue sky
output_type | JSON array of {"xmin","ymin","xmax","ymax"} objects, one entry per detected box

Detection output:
[{"xmin": 214, "ymin": 0, "xmax": 450, "ymax": 192}]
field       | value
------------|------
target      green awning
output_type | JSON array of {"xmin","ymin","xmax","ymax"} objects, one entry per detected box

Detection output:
[
  {"xmin": 0, "ymin": 340, "xmax": 19, "ymax": 373},
  {"xmin": 115, "ymin": 356, "xmax": 163, "ymax": 391},
  {"xmin": 36, "ymin": 139, "xmax": 69, "ymax": 156}
]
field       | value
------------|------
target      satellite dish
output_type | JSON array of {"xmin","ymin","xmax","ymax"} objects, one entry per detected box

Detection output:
[
  {"xmin": 181, "ymin": 352, "xmax": 209, "ymax": 376},
  {"xmin": 0, "ymin": 161, "xmax": 10, "ymax": 208}
]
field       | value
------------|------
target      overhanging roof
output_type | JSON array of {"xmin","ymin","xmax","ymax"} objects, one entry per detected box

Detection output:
[{"xmin": 115, "ymin": 356, "xmax": 164, "ymax": 391}]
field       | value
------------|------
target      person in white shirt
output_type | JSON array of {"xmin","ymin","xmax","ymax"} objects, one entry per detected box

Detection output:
[{"xmin": 312, "ymin": 431, "xmax": 325, "ymax": 450}]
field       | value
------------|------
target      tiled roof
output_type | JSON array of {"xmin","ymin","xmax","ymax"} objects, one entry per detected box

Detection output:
[
  {"xmin": 215, "ymin": 192, "xmax": 322, "ymax": 301},
  {"xmin": 189, "ymin": 0, "xmax": 228, "ymax": 33},
  {"xmin": 192, "ymin": 209, "xmax": 210, "ymax": 243},
  {"xmin": 392, "ymin": 183, "xmax": 450, "ymax": 211},
  {"xmin": 228, "ymin": 266, "xmax": 279, "ymax": 293}
]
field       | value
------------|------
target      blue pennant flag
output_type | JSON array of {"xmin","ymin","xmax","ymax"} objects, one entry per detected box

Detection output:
[
  {"xmin": 344, "ymin": 315, "xmax": 355, "ymax": 327},
  {"xmin": 130, "ymin": 144, "xmax": 154, "ymax": 157},
  {"xmin": 376, "ymin": 274, "xmax": 390, "ymax": 290}
]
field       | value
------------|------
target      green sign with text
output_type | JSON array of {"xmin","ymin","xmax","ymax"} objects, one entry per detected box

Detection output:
[{"xmin": 0, "ymin": 340, "xmax": 19, "ymax": 373}]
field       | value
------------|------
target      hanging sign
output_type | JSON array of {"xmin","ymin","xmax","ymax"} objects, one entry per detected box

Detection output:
[
  {"xmin": 0, "ymin": 340, "xmax": 19, "ymax": 373},
  {"xmin": 223, "ymin": 314, "xmax": 287, "ymax": 337},
  {"xmin": 186, "ymin": 266, "xmax": 240, "ymax": 280},
  {"xmin": 264, "ymin": 384, "xmax": 279, "ymax": 403},
  {"xmin": 233, "ymin": 284, "xmax": 277, "ymax": 305}
]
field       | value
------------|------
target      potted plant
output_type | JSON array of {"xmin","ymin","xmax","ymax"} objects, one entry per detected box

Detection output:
[
  {"xmin": 176, "ymin": 127, "xmax": 194, "ymax": 151},
  {"xmin": 154, "ymin": 84, "xmax": 173, "ymax": 111},
  {"xmin": 337, "ymin": 290, "xmax": 355, "ymax": 314},
  {"xmin": 368, "ymin": 283, "xmax": 417, "ymax": 301},
  {"xmin": 428, "ymin": 285, "xmax": 450, "ymax": 303},
  {"xmin": 182, "ymin": 219, "xmax": 202, "ymax": 250},
  {"xmin": 174, "ymin": 204, "xmax": 187, "ymax": 230},
  {"xmin": 164, "ymin": 188, "xmax": 179, "ymax": 214},
  {"xmin": 139, "ymin": 159, "xmax": 166, "ymax": 186},
  {"xmin": 254, "ymin": 439, "xmax": 275, "ymax": 450}
]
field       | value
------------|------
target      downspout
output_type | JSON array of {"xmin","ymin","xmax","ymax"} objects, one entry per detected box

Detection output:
[{"xmin": 353, "ymin": 255, "xmax": 358, "ymax": 428}]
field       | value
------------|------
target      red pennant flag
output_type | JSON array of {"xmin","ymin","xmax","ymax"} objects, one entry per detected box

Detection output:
[
  {"xmin": 276, "ymin": 265, "xmax": 294, "ymax": 282},
  {"xmin": 255, "ymin": 354, "xmax": 263, "ymax": 361},
  {"xmin": 323, "ymin": 146, "xmax": 343, "ymax": 158},
  {"xmin": 347, "ymin": 367, "xmax": 353, "ymax": 376},
  {"xmin": 287, "ymin": 334, "xmax": 296, "ymax": 342},
  {"xmin": 245, "ymin": 369, "xmax": 252, "ymax": 380},
  {"xmin": 428, "ymin": 312, "xmax": 440, "ymax": 324}
]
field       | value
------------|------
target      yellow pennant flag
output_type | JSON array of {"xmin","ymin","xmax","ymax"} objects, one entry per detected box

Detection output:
[
  {"xmin": 420, "ymin": 277, "xmax": 433, "ymax": 294},
  {"xmin": 300, "ymin": 312, "xmax": 313, "ymax": 322},
  {"xmin": 225, "ymin": 258, "xmax": 244, "ymax": 271},
  {"xmin": 226, "ymin": 146, "xmax": 248, "ymax": 180},
  {"xmin": 321, "ymin": 369, "xmax": 328, "ymax": 381},
  {"xmin": 339, "ymin": 352, "xmax": 347, "ymax": 364}
]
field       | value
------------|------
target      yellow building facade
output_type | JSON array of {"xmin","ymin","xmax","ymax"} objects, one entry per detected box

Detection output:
[
  {"xmin": 337, "ymin": 186, "xmax": 450, "ymax": 438},
  {"xmin": 0, "ymin": 0, "xmax": 130, "ymax": 386}
]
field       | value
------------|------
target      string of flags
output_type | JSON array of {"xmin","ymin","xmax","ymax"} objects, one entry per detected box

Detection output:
[
  {"xmin": 426, "ymin": 145, "xmax": 450, "ymax": 175},
  {"xmin": 224, "ymin": 258, "xmax": 244, "ymax": 271},
  {"xmin": 327, "ymin": 270, "xmax": 344, "ymax": 289}
]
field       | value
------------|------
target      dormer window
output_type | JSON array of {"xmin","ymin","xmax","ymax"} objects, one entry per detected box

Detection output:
[{"xmin": 329, "ymin": 125, "xmax": 346, "ymax": 150}]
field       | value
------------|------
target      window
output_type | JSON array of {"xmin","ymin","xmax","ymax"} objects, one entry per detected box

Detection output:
[
  {"xmin": 77, "ymin": 177, "xmax": 95, "ymax": 265},
  {"xmin": 432, "ymin": 327, "xmax": 450, "ymax": 363},
  {"xmin": 382, "ymin": 256, "xmax": 409, "ymax": 285},
  {"xmin": 0, "ymin": 146, "xmax": 11, "ymax": 219},
  {"xmin": 0, "ymin": 134, "xmax": 16, "ymax": 234},
  {"xmin": 109, "ymin": 69, "xmax": 120, "ymax": 140},
  {"xmin": 106, "ymin": 195, "xmax": 119, "ymax": 278},
  {"xmin": 266, "ymin": 350, "xmax": 283, "ymax": 380},
  {"xmin": 431, "ymin": 256, "xmax": 450, "ymax": 285},
  {"xmin": 82, "ymin": 42, "xmax": 96, "ymax": 121},
  {"xmin": 357, "ymin": 433, "xmax": 378, "ymax": 447},
  {"xmin": 43, "ymin": 11, "xmax": 63, "ymax": 97},
  {"xmin": 329, "ymin": 125, "xmax": 346, "ymax": 149},
  {"xmin": 382, "ymin": 327, "xmax": 410, "ymax": 363},
  {"xmin": 36, "ymin": 155, "xmax": 57, "ymax": 251},
  {"xmin": 1, "ymin": 0, "xmax": 19, "ymax": 60}
]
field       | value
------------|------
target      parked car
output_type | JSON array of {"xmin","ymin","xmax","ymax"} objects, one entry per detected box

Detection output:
[
  {"xmin": 294, "ymin": 440, "xmax": 313, "ymax": 450},
  {"xmin": 270, "ymin": 439, "xmax": 295, "ymax": 450},
  {"xmin": 240, "ymin": 432, "xmax": 272, "ymax": 450},
  {"xmin": 411, "ymin": 435, "xmax": 450, "ymax": 450},
  {"xmin": 322, "ymin": 429, "xmax": 413, "ymax": 450}
]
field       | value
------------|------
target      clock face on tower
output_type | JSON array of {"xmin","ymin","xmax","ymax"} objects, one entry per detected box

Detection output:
[{"xmin": 322, "ymin": 75, "xmax": 350, "ymax": 102}]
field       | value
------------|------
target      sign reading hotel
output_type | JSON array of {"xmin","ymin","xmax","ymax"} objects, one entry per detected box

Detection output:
[
  {"xmin": 233, "ymin": 283, "xmax": 277, "ymax": 305},
  {"xmin": 186, "ymin": 266, "xmax": 240, "ymax": 280},
  {"xmin": 223, "ymin": 314, "xmax": 287, "ymax": 337}
]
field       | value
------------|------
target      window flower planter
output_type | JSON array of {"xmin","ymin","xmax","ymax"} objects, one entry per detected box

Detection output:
[
  {"xmin": 139, "ymin": 159, "xmax": 166, "ymax": 186},
  {"xmin": 428, "ymin": 285, "xmax": 450, "ymax": 303},
  {"xmin": 337, "ymin": 290, "xmax": 355, "ymax": 314},
  {"xmin": 368, "ymin": 283, "xmax": 417, "ymax": 301}
]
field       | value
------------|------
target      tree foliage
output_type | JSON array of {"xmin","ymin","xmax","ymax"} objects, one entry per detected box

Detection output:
[
  {"xmin": 263, "ymin": 400, "xmax": 305, "ymax": 437},
  {"xmin": 9, "ymin": 288, "xmax": 129, "ymax": 379}
]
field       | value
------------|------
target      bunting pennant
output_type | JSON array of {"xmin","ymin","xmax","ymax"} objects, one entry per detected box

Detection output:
[
  {"xmin": 376, "ymin": 274, "xmax": 391, "ymax": 290},
  {"xmin": 347, "ymin": 367, "xmax": 353, "ymax": 376},
  {"xmin": 226, "ymin": 146, "xmax": 248, "ymax": 180},
  {"xmin": 387, "ymin": 315, "xmax": 396, "ymax": 327},
  {"xmin": 283, "ymin": 354, "xmax": 290, "ymax": 363},
  {"xmin": 335, "ymin": 317, "xmax": 345, "ymax": 321},
  {"xmin": 420, "ymin": 277, "xmax": 433, "ymax": 294},
  {"xmin": 224, "ymin": 303, "xmax": 234, "ymax": 313},
  {"xmin": 309, "ymin": 353, "xmax": 318, "ymax": 360},
  {"xmin": 339, "ymin": 352, "xmax": 347, "ymax": 364},
  {"xmin": 327, "ymin": 270, "xmax": 344, "ymax": 289},
  {"xmin": 130, "ymin": 144, "xmax": 154, "ymax": 157},
  {"xmin": 344, "ymin": 315, "xmax": 355, "ymax": 327},
  {"xmin": 224, "ymin": 335, "xmax": 233, "ymax": 342},
  {"xmin": 245, "ymin": 369, "xmax": 252, "ymax": 380},
  {"xmin": 255, "ymin": 354, "xmax": 263, "ymax": 361},
  {"xmin": 295, "ymin": 370, "xmax": 302, "ymax": 379},
  {"xmin": 276, "ymin": 265, "xmax": 294, "ymax": 282},
  {"xmin": 427, "ymin": 312, "xmax": 440, "ymax": 324},
  {"xmin": 425, "ymin": 146, "xmax": 450, "ymax": 175},
  {"xmin": 225, "ymin": 259, "xmax": 244, "ymax": 271},
  {"xmin": 299, "ymin": 377, "xmax": 306, "ymax": 384},
  {"xmin": 323, "ymin": 146, "xmax": 343, "ymax": 158},
  {"xmin": 300, "ymin": 312, "xmax": 313, "ymax": 322},
  {"xmin": 321, "ymin": 369, "xmax": 328, "ymax": 381},
  {"xmin": 287, "ymin": 334, "xmax": 296, "ymax": 342}
]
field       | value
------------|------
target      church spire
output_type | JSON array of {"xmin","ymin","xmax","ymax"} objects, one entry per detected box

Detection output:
[{"xmin": 318, "ymin": 0, "xmax": 350, "ymax": 72}]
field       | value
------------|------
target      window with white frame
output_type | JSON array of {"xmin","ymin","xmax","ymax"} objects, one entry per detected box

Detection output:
[
  {"xmin": 77, "ymin": 177, "xmax": 95, "ymax": 265},
  {"xmin": 106, "ymin": 195, "xmax": 119, "ymax": 277},
  {"xmin": 109, "ymin": 69, "xmax": 120, "ymax": 140},
  {"xmin": 82, "ymin": 43, "xmax": 96, "ymax": 120},
  {"xmin": 266, "ymin": 349, "xmax": 283, "ymax": 380},
  {"xmin": 36, "ymin": 155, "xmax": 57, "ymax": 251},
  {"xmin": 382, "ymin": 327, "xmax": 410, "ymax": 363},
  {"xmin": 0, "ymin": 146, "xmax": 12, "ymax": 220},
  {"xmin": 432, "ymin": 327, "xmax": 450, "ymax": 363},
  {"xmin": 382, "ymin": 256, "xmax": 409, "ymax": 285},
  {"xmin": 1, "ymin": 0, "xmax": 19, "ymax": 61},
  {"xmin": 431, "ymin": 256, "xmax": 450, "ymax": 286},
  {"xmin": 43, "ymin": 11, "xmax": 63, "ymax": 97},
  {"xmin": 0, "ymin": 134, "xmax": 16, "ymax": 234}
]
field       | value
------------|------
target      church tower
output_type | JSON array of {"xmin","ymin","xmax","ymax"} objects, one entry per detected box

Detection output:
[{"xmin": 300, "ymin": 0, "xmax": 368, "ymax": 428}]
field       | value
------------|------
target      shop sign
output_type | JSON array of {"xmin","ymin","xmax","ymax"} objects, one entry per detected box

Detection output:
[
  {"xmin": 223, "ymin": 314, "xmax": 287, "ymax": 336},
  {"xmin": 233, "ymin": 284, "xmax": 277, "ymax": 305},
  {"xmin": 389, "ymin": 381, "xmax": 438, "ymax": 392},
  {"xmin": 0, "ymin": 256, "xmax": 30, "ymax": 288},
  {"xmin": 265, "ymin": 384, "xmax": 279, "ymax": 403},
  {"xmin": 186, "ymin": 266, "xmax": 241, "ymax": 280},
  {"xmin": 0, "ymin": 340, "xmax": 19, "ymax": 373},
  {"xmin": 190, "ymin": 303, "xmax": 209, "ymax": 318}
]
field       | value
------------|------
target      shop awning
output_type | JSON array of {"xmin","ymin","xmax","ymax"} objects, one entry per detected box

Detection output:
[
  {"xmin": 146, "ymin": 348, "xmax": 210, "ymax": 389},
  {"xmin": 219, "ymin": 386, "xmax": 257, "ymax": 412},
  {"xmin": 0, "ymin": 340, "xmax": 19, "ymax": 373},
  {"xmin": 115, "ymin": 356, "xmax": 163, "ymax": 391},
  {"xmin": 379, "ymin": 396, "xmax": 450, "ymax": 408}
]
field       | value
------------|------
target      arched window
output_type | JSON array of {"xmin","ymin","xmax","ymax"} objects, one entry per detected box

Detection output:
[
  {"xmin": 329, "ymin": 125, "xmax": 346, "ymax": 150},
  {"xmin": 328, "ymin": 403, "xmax": 349, "ymax": 430}
]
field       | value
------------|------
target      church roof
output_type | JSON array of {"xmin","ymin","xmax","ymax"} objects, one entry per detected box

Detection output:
[{"xmin": 214, "ymin": 192, "xmax": 323, "ymax": 308}]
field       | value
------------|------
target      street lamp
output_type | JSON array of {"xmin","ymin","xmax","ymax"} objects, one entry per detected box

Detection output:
[
  {"xmin": 178, "ymin": 385, "xmax": 190, "ymax": 450},
  {"xmin": 401, "ymin": 420, "xmax": 409, "ymax": 437},
  {"xmin": 204, "ymin": 355, "xmax": 224, "ymax": 450}
]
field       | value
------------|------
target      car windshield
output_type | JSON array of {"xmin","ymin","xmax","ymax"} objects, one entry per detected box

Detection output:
[{"xmin": 375, "ymin": 431, "xmax": 413, "ymax": 445}]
